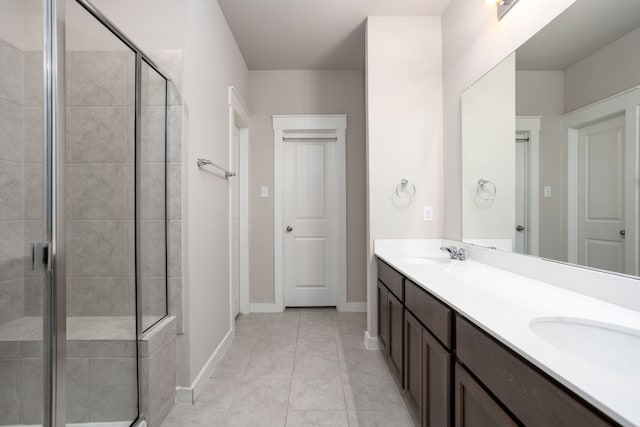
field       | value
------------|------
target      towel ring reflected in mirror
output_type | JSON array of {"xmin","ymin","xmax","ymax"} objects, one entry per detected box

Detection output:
[{"xmin": 476, "ymin": 178, "xmax": 496, "ymax": 201}]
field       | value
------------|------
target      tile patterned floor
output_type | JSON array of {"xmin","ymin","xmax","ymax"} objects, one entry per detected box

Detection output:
[{"xmin": 161, "ymin": 308, "xmax": 415, "ymax": 426}]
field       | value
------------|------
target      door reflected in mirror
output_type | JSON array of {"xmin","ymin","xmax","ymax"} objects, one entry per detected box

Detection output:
[{"xmin": 461, "ymin": 0, "xmax": 640, "ymax": 277}]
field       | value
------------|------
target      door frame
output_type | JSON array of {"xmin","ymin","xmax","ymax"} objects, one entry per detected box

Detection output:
[
  {"xmin": 228, "ymin": 87, "xmax": 251, "ymax": 320},
  {"xmin": 516, "ymin": 116, "xmax": 541, "ymax": 256},
  {"xmin": 273, "ymin": 115, "xmax": 348, "ymax": 312},
  {"xmin": 563, "ymin": 86, "xmax": 640, "ymax": 274}
]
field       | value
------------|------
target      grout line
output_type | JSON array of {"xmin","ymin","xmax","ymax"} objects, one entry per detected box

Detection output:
[
  {"xmin": 333, "ymin": 313, "xmax": 351, "ymax": 427},
  {"xmin": 284, "ymin": 310, "xmax": 302, "ymax": 426}
]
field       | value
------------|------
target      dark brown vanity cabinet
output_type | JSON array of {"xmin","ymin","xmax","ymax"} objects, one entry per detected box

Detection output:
[{"xmin": 375, "ymin": 257, "xmax": 615, "ymax": 427}]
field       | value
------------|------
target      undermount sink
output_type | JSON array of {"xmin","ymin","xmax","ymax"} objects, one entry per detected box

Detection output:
[
  {"xmin": 530, "ymin": 317, "xmax": 640, "ymax": 378},
  {"xmin": 399, "ymin": 257, "xmax": 451, "ymax": 266}
]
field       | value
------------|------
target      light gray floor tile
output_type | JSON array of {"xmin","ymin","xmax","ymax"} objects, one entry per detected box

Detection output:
[
  {"xmin": 286, "ymin": 410, "xmax": 349, "ymax": 427},
  {"xmin": 229, "ymin": 378, "xmax": 291, "ymax": 412},
  {"xmin": 339, "ymin": 348, "xmax": 390, "ymax": 379},
  {"xmin": 296, "ymin": 335, "xmax": 336, "ymax": 352},
  {"xmin": 347, "ymin": 410, "xmax": 415, "ymax": 427},
  {"xmin": 196, "ymin": 376, "xmax": 242, "ymax": 411},
  {"xmin": 161, "ymin": 309, "xmax": 412, "ymax": 427},
  {"xmin": 161, "ymin": 402, "xmax": 226, "ymax": 427},
  {"xmin": 288, "ymin": 376, "xmax": 345, "ymax": 411},
  {"xmin": 244, "ymin": 352, "xmax": 294, "ymax": 378},
  {"xmin": 225, "ymin": 410, "xmax": 286, "ymax": 427},
  {"xmin": 293, "ymin": 351, "xmax": 340, "ymax": 378},
  {"xmin": 342, "ymin": 373, "xmax": 405, "ymax": 412}
]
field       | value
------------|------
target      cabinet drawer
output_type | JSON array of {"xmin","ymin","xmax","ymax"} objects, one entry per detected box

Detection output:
[
  {"xmin": 377, "ymin": 258, "xmax": 403, "ymax": 301},
  {"xmin": 405, "ymin": 279, "xmax": 452, "ymax": 350},
  {"xmin": 456, "ymin": 317, "xmax": 613, "ymax": 427}
]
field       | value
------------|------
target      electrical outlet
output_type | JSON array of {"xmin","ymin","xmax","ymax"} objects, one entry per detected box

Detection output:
[
  {"xmin": 260, "ymin": 186, "xmax": 269, "ymax": 198},
  {"xmin": 423, "ymin": 206, "xmax": 433, "ymax": 222},
  {"xmin": 544, "ymin": 186, "xmax": 552, "ymax": 198}
]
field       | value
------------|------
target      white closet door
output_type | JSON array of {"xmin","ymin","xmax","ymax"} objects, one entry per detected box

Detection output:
[{"xmin": 282, "ymin": 140, "xmax": 338, "ymax": 306}]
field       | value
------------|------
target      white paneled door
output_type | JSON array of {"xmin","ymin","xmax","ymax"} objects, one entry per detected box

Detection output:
[
  {"xmin": 577, "ymin": 115, "xmax": 626, "ymax": 273},
  {"xmin": 283, "ymin": 138, "xmax": 339, "ymax": 306}
]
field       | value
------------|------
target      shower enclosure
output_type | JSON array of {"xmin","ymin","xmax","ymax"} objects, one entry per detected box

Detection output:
[{"xmin": 0, "ymin": 0, "xmax": 169, "ymax": 425}]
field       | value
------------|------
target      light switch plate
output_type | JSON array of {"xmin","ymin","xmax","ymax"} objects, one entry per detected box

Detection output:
[
  {"xmin": 423, "ymin": 206, "xmax": 433, "ymax": 222},
  {"xmin": 544, "ymin": 186, "xmax": 552, "ymax": 198},
  {"xmin": 260, "ymin": 186, "xmax": 269, "ymax": 198}
]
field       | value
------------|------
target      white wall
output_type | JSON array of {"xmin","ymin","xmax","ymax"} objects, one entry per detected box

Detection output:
[
  {"xmin": 85, "ymin": 0, "xmax": 187, "ymax": 51},
  {"xmin": 247, "ymin": 70, "xmax": 367, "ymax": 305},
  {"xmin": 461, "ymin": 53, "xmax": 515, "ymax": 244},
  {"xmin": 365, "ymin": 17, "xmax": 443, "ymax": 337},
  {"xmin": 564, "ymin": 26, "xmax": 640, "ymax": 113},
  {"xmin": 442, "ymin": 0, "xmax": 577, "ymax": 240},
  {"xmin": 181, "ymin": 0, "xmax": 248, "ymax": 385},
  {"xmin": 0, "ymin": 0, "xmax": 41, "ymax": 50},
  {"xmin": 516, "ymin": 70, "xmax": 565, "ymax": 261}
]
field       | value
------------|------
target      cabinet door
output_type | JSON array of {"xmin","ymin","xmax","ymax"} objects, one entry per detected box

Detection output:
[
  {"xmin": 388, "ymin": 291, "xmax": 404, "ymax": 385},
  {"xmin": 378, "ymin": 281, "xmax": 389, "ymax": 350},
  {"xmin": 455, "ymin": 363, "xmax": 518, "ymax": 427},
  {"xmin": 423, "ymin": 328, "xmax": 452, "ymax": 427},
  {"xmin": 404, "ymin": 310, "xmax": 423, "ymax": 421}
]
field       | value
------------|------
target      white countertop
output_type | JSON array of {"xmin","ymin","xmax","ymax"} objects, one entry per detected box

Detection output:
[{"xmin": 375, "ymin": 239, "xmax": 640, "ymax": 426}]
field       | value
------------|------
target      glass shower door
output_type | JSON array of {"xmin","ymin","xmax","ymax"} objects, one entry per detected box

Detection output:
[
  {"xmin": 65, "ymin": 1, "xmax": 138, "ymax": 424},
  {"xmin": 0, "ymin": 1, "xmax": 46, "ymax": 425}
]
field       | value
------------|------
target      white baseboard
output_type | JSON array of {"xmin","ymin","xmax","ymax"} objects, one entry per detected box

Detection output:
[
  {"xmin": 338, "ymin": 302, "xmax": 367, "ymax": 312},
  {"xmin": 175, "ymin": 387, "xmax": 193, "ymax": 405},
  {"xmin": 251, "ymin": 302, "xmax": 365, "ymax": 313},
  {"xmin": 174, "ymin": 328, "xmax": 235, "ymax": 404},
  {"xmin": 364, "ymin": 330, "xmax": 382, "ymax": 350},
  {"xmin": 250, "ymin": 303, "xmax": 284, "ymax": 313},
  {"xmin": 8, "ymin": 423, "xmax": 134, "ymax": 427}
]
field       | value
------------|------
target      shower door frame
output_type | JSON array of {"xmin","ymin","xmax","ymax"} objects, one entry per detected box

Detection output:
[{"xmin": 43, "ymin": 0, "xmax": 171, "ymax": 425}]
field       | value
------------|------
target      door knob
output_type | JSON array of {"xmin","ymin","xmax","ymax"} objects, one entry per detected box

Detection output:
[
  {"xmin": 286, "ymin": 226, "xmax": 293, "ymax": 233},
  {"xmin": 620, "ymin": 229, "xmax": 626, "ymax": 237},
  {"xmin": 515, "ymin": 225, "xmax": 525, "ymax": 232}
]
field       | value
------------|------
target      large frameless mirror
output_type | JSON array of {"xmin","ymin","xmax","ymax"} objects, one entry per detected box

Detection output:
[{"xmin": 461, "ymin": 0, "xmax": 640, "ymax": 278}]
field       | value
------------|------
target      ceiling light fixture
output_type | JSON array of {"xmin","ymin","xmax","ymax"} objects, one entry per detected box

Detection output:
[{"xmin": 497, "ymin": 0, "xmax": 520, "ymax": 19}]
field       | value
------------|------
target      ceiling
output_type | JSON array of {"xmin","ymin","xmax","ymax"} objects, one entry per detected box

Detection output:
[
  {"xmin": 217, "ymin": 0, "xmax": 451, "ymax": 70},
  {"xmin": 516, "ymin": 0, "xmax": 640, "ymax": 71}
]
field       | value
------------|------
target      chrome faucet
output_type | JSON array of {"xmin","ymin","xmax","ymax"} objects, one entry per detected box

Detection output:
[{"xmin": 440, "ymin": 246, "xmax": 466, "ymax": 261}]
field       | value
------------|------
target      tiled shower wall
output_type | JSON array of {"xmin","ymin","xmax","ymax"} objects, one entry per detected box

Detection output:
[
  {"xmin": 0, "ymin": 38, "xmax": 26, "ymax": 325},
  {"xmin": 66, "ymin": 49, "xmax": 137, "ymax": 318},
  {"xmin": 7, "ymin": 48, "xmax": 185, "ymax": 326},
  {"xmin": 0, "ymin": 40, "xmax": 44, "ymax": 325}
]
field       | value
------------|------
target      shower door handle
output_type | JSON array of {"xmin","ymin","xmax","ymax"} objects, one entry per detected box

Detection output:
[{"xmin": 31, "ymin": 241, "xmax": 50, "ymax": 271}]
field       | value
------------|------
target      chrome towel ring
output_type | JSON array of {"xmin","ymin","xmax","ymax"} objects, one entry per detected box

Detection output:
[
  {"xmin": 395, "ymin": 178, "xmax": 416, "ymax": 201},
  {"xmin": 476, "ymin": 178, "xmax": 496, "ymax": 201}
]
